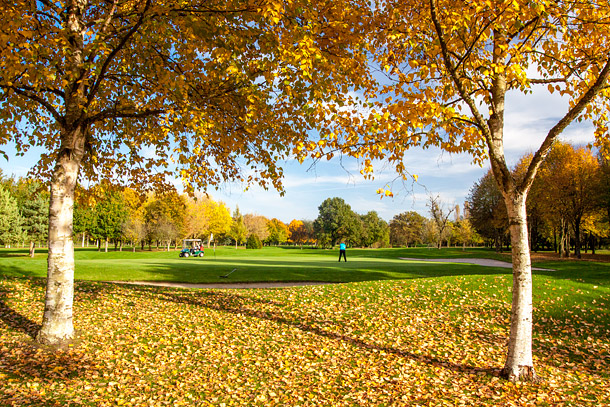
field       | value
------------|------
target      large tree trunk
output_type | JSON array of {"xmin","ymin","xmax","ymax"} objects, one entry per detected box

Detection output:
[
  {"xmin": 501, "ymin": 194, "xmax": 537, "ymax": 382},
  {"xmin": 29, "ymin": 240, "xmax": 36, "ymax": 258},
  {"xmin": 559, "ymin": 218, "xmax": 570, "ymax": 258},
  {"xmin": 37, "ymin": 0, "xmax": 91, "ymax": 345},
  {"xmin": 572, "ymin": 217, "xmax": 582, "ymax": 259},
  {"xmin": 36, "ymin": 132, "xmax": 85, "ymax": 346}
]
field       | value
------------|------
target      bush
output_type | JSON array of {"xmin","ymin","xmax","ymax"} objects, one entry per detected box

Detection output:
[{"xmin": 246, "ymin": 234, "xmax": 262, "ymax": 249}]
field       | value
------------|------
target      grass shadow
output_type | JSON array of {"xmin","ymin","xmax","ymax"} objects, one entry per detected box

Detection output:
[
  {"xmin": 158, "ymin": 289, "xmax": 501, "ymax": 378},
  {"xmin": 0, "ymin": 297, "xmax": 41, "ymax": 338},
  {"xmin": 0, "ymin": 282, "xmax": 41, "ymax": 338}
]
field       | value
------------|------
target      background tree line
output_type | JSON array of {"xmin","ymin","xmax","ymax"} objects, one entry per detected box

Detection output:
[
  {"xmin": 467, "ymin": 141, "xmax": 610, "ymax": 258},
  {"xmin": 0, "ymin": 173, "xmax": 473, "ymax": 252},
  {"xmin": 0, "ymin": 171, "xmax": 49, "ymax": 257},
  {"xmin": 4, "ymin": 140, "xmax": 609, "ymax": 255}
]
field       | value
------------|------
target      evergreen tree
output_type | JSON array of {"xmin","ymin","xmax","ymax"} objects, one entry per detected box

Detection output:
[
  {"xmin": 18, "ymin": 182, "xmax": 49, "ymax": 257},
  {"xmin": 93, "ymin": 190, "xmax": 128, "ymax": 252},
  {"xmin": 228, "ymin": 207, "xmax": 248, "ymax": 248},
  {"xmin": 246, "ymin": 233, "xmax": 263, "ymax": 249},
  {"xmin": 0, "ymin": 185, "xmax": 23, "ymax": 247}
]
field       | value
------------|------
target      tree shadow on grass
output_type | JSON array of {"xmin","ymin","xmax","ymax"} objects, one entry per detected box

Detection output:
[
  {"xmin": 0, "ymin": 339, "xmax": 95, "ymax": 382},
  {"xmin": 0, "ymin": 278, "xmax": 100, "ymax": 384},
  {"xmin": 0, "ymin": 276, "xmax": 109, "ymax": 340},
  {"xmin": 157, "ymin": 289, "xmax": 501, "ymax": 378},
  {"xmin": 0, "ymin": 290, "xmax": 41, "ymax": 339}
]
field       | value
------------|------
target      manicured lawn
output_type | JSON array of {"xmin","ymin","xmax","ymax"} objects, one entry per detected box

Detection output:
[
  {"xmin": 1, "ymin": 247, "xmax": 609, "ymax": 405},
  {"xmin": 0, "ymin": 246, "xmax": 521, "ymax": 283}
]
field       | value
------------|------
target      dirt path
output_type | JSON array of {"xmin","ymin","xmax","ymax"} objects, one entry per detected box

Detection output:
[
  {"xmin": 107, "ymin": 257, "xmax": 554, "ymax": 290},
  {"xmin": 399, "ymin": 257, "xmax": 554, "ymax": 271}
]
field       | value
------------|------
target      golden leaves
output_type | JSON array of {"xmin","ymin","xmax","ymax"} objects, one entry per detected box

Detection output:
[{"xmin": 1, "ymin": 275, "xmax": 610, "ymax": 405}]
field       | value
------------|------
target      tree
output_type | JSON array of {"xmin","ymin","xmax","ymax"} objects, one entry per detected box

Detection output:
[
  {"xmin": 389, "ymin": 211, "xmax": 425, "ymax": 247},
  {"xmin": 467, "ymin": 170, "xmax": 509, "ymax": 251},
  {"xmin": 203, "ymin": 200, "xmax": 232, "ymax": 248},
  {"xmin": 308, "ymin": 0, "xmax": 610, "ymax": 380},
  {"xmin": 244, "ymin": 214, "xmax": 271, "ymax": 242},
  {"xmin": 246, "ymin": 233, "xmax": 263, "ymax": 249},
  {"xmin": 183, "ymin": 195, "xmax": 211, "ymax": 240},
  {"xmin": 597, "ymin": 142, "xmax": 610, "ymax": 231},
  {"xmin": 288, "ymin": 219, "xmax": 315, "ymax": 247},
  {"xmin": 9, "ymin": 179, "xmax": 49, "ymax": 256},
  {"xmin": 313, "ymin": 197, "xmax": 361, "ymax": 247},
  {"xmin": 73, "ymin": 186, "xmax": 98, "ymax": 248},
  {"xmin": 144, "ymin": 192, "xmax": 185, "ymax": 250},
  {"xmin": 427, "ymin": 195, "xmax": 454, "ymax": 249},
  {"xmin": 536, "ymin": 143, "xmax": 600, "ymax": 258},
  {"xmin": 19, "ymin": 183, "xmax": 49, "ymax": 257},
  {"xmin": 0, "ymin": 185, "xmax": 23, "ymax": 247},
  {"xmin": 122, "ymin": 216, "xmax": 146, "ymax": 252},
  {"xmin": 514, "ymin": 156, "xmax": 548, "ymax": 253},
  {"xmin": 121, "ymin": 188, "xmax": 146, "ymax": 251},
  {"xmin": 581, "ymin": 211, "xmax": 608, "ymax": 254},
  {"xmin": 228, "ymin": 207, "xmax": 248, "ymax": 248},
  {"xmin": 360, "ymin": 211, "xmax": 389, "ymax": 247},
  {"xmin": 266, "ymin": 218, "xmax": 289, "ymax": 246},
  {"xmin": 92, "ymin": 190, "xmax": 128, "ymax": 252},
  {"xmin": 1, "ymin": 0, "xmax": 371, "ymax": 346},
  {"xmin": 452, "ymin": 218, "xmax": 479, "ymax": 249}
]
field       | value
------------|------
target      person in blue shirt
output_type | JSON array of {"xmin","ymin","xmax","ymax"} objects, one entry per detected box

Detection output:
[{"xmin": 338, "ymin": 242, "xmax": 347, "ymax": 262}]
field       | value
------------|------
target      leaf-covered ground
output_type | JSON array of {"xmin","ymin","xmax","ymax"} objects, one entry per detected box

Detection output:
[{"xmin": 1, "ymin": 275, "xmax": 609, "ymax": 406}]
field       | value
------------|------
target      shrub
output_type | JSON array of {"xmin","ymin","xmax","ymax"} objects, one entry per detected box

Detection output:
[{"xmin": 246, "ymin": 234, "xmax": 262, "ymax": 249}]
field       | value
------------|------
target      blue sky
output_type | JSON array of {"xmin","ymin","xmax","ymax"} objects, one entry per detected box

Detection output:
[
  {"xmin": 204, "ymin": 86, "xmax": 596, "ymax": 223},
  {"xmin": 0, "ymin": 87, "xmax": 596, "ymax": 224}
]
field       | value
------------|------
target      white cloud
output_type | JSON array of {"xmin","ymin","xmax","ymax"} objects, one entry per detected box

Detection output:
[{"xmin": 503, "ymin": 87, "xmax": 595, "ymax": 164}]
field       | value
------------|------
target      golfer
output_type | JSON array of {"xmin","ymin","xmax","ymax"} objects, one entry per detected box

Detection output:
[{"xmin": 338, "ymin": 242, "xmax": 347, "ymax": 262}]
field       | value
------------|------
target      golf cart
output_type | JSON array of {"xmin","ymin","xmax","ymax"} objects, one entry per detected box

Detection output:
[{"xmin": 179, "ymin": 239, "xmax": 204, "ymax": 258}]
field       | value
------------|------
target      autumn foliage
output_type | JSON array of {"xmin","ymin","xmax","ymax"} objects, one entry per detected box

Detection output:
[{"xmin": 1, "ymin": 275, "xmax": 609, "ymax": 406}]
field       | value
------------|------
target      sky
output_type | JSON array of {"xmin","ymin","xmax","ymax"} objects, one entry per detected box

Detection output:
[
  {"xmin": 0, "ymin": 86, "xmax": 596, "ymax": 225},
  {"xmin": 193, "ymin": 86, "xmax": 596, "ymax": 223}
]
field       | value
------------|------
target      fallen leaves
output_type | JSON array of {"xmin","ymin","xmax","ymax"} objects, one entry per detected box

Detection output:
[{"xmin": 0, "ymin": 275, "xmax": 609, "ymax": 406}]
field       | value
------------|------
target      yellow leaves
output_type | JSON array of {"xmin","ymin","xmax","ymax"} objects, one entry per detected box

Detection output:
[
  {"xmin": 376, "ymin": 187, "xmax": 393, "ymax": 197},
  {"xmin": 260, "ymin": 0, "xmax": 285, "ymax": 25},
  {"xmin": 3, "ymin": 270, "xmax": 610, "ymax": 404}
]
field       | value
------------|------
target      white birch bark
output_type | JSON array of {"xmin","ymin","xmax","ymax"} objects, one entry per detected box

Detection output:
[
  {"xmin": 36, "ymin": 0, "xmax": 87, "ymax": 346},
  {"xmin": 36, "ymin": 132, "xmax": 84, "ymax": 345},
  {"xmin": 501, "ymin": 194, "xmax": 537, "ymax": 381}
]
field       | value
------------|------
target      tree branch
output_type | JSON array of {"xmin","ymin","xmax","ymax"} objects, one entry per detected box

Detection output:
[
  {"xmin": 89, "ymin": 106, "xmax": 166, "ymax": 123},
  {"xmin": 4, "ymin": 85, "xmax": 65, "ymax": 126},
  {"xmin": 524, "ymin": 57, "xmax": 610, "ymax": 191},
  {"xmin": 529, "ymin": 77, "xmax": 567, "ymax": 84},
  {"xmin": 428, "ymin": 0, "xmax": 492, "ymax": 146},
  {"xmin": 85, "ymin": 0, "xmax": 152, "ymax": 110}
]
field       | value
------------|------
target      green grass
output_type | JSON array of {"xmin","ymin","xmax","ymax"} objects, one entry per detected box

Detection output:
[
  {"xmin": 0, "ymin": 246, "xmax": 524, "ymax": 284},
  {"xmin": 2, "ymin": 245, "xmax": 609, "ymax": 287},
  {"xmin": 1, "ymin": 246, "xmax": 609, "ymax": 405}
]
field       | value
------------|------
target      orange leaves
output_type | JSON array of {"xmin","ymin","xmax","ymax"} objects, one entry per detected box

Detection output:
[{"xmin": 1, "ymin": 276, "xmax": 610, "ymax": 405}]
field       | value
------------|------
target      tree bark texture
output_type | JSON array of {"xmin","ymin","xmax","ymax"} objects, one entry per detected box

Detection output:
[
  {"xmin": 36, "ymin": 130, "xmax": 85, "ymax": 346},
  {"xmin": 501, "ymin": 194, "xmax": 538, "ymax": 382}
]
